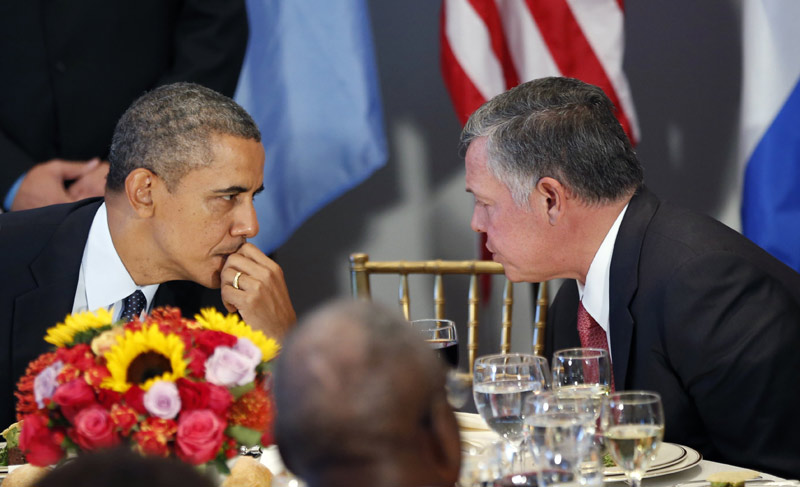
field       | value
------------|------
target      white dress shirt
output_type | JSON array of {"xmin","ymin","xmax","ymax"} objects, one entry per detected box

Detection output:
[
  {"xmin": 71, "ymin": 203, "xmax": 159, "ymax": 321},
  {"xmin": 576, "ymin": 204, "xmax": 629, "ymax": 358}
]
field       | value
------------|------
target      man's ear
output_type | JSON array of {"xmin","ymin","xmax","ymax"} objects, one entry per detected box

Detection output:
[
  {"xmin": 428, "ymin": 395, "xmax": 462, "ymax": 485},
  {"xmin": 124, "ymin": 168, "xmax": 157, "ymax": 217},
  {"xmin": 534, "ymin": 177, "xmax": 567, "ymax": 225}
]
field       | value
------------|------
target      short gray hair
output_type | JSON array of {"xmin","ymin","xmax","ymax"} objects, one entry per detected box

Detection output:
[
  {"xmin": 274, "ymin": 300, "xmax": 446, "ymax": 478},
  {"xmin": 460, "ymin": 77, "xmax": 643, "ymax": 206},
  {"xmin": 107, "ymin": 82, "xmax": 261, "ymax": 192}
]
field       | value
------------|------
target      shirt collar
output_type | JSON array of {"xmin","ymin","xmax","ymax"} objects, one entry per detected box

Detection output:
[
  {"xmin": 576, "ymin": 203, "xmax": 629, "ymax": 335},
  {"xmin": 84, "ymin": 203, "xmax": 158, "ymax": 314}
]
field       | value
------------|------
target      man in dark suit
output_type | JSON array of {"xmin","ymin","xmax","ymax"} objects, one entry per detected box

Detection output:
[
  {"xmin": 0, "ymin": 0, "xmax": 248, "ymax": 211},
  {"xmin": 0, "ymin": 83, "xmax": 296, "ymax": 427},
  {"xmin": 275, "ymin": 300, "xmax": 461, "ymax": 487},
  {"xmin": 461, "ymin": 77, "xmax": 800, "ymax": 478}
]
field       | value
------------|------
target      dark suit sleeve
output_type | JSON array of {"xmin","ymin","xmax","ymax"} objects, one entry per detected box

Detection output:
[
  {"xmin": 156, "ymin": 0, "xmax": 249, "ymax": 97},
  {"xmin": 0, "ymin": 129, "xmax": 36, "ymax": 201},
  {"xmin": 660, "ymin": 252, "xmax": 800, "ymax": 478}
]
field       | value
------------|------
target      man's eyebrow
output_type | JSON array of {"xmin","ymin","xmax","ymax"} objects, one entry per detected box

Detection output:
[
  {"xmin": 212, "ymin": 186, "xmax": 248, "ymax": 194},
  {"xmin": 212, "ymin": 184, "xmax": 265, "ymax": 195}
]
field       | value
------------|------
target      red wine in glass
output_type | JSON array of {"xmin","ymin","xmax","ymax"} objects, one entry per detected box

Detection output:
[{"xmin": 428, "ymin": 338, "xmax": 459, "ymax": 368}]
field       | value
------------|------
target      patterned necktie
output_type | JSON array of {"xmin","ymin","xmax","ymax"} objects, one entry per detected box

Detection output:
[
  {"xmin": 577, "ymin": 301, "xmax": 615, "ymax": 391},
  {"xmin": 121, "ymin": 289, "xmax": 146, "ymax": 322}
]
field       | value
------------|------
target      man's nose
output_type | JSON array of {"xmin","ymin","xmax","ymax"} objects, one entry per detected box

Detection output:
[{"xmin": 232, "ymin": 201, "xmax": 259, "ymax": 238}]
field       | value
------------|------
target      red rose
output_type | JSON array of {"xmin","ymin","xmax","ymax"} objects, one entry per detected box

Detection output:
[
  {"xmin": 175, "ymin": 409, "xmax": 225, "ymax": 465},
  {"xmin": 69, "ymin": 406, "xmax": 119, "ymax": 451},
  {"xmin": 124, "ymin": 385, "xmax": 147, "ymax": 414},
  {"xmin": 177, "ymin": 378, "xmax": 210, "ymax": 410},
  {"xmin": 110, "ymin": 404, "xmax": 139, "ymax": 435},
  {"xmin": 97, "ymin": 388, "xmax": 122, "ymax": 409},
  {"xmin": 53, "ymin": 379, "xmax": 96, "ymax": 422},
  {"xmin": 134, "ymin": 429, "xmax": 170, "ymax": 457},
  {"xmin": 195, "ymin": 330, "xmax": 237, "ymax": 355},
  {"xmin": 206, "ymin": 384, "xmax": 233, "ymax": 417},
  {"xmin": 19, "ymin": 413, "xmax": 65, "ymax": 466},
  {"xmin": 187, "ymin": 348, "xmax": 209, "ymax": 377}
]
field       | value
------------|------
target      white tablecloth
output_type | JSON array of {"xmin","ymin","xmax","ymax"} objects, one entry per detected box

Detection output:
[{"xmin": 642, "ymin": 459, "xmax": 784, "ymax": 487}]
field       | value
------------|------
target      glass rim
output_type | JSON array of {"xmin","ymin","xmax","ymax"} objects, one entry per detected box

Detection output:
[
  {"xmin": 409, "ymin": 318, "xmax": 455, "ymax": 328},
  {"xmin": 553, "ymin": 347, "xmax": 609, "ymax": 359},
  {"xmin": 606, "ymin": 390, "xmax": 662, "ymax": 403},
  {"xmin": 474, "ymin": 352, "xmax": 548, "ymax": 363}
]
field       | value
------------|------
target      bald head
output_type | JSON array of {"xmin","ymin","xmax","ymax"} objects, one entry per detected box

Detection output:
[{"xmin": 274, "ymin": 300, "xmax": 460, "ymax": 486}]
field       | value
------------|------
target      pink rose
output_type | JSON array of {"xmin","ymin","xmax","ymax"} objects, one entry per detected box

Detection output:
[
  {"xmin": 69, "ymin": 406, "xmax": 119, "ymax": 451},
  {"xmin": 175, "ymin": 409, "xmax": 225, "ymax": 465},
  {"xmin": 19, "ymin": 413, "xmax": 65, "ymax": 466},
  {"xmin": 205, "ymin": 347, "xmax": 256, "ymax": 387}
]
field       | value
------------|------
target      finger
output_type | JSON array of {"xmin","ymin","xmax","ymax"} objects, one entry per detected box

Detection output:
[
  {"xmin": 233, "ymin": 242, "xmax": 276, "ymax": 267},
  {"xmin": 55, "ymin": 159, "xmax": 101, "ymax": 180}
]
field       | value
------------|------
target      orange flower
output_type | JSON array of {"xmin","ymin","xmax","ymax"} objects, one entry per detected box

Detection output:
[
  {"xmin": 14, "ymin": 352, "xmax": 59, "ymax": 420},
  {"xmin": 229, "ymin": 386, "xmax": 273, "ymax": 432}
]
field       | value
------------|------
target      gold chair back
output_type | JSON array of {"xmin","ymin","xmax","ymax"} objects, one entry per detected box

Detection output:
[{"xmin": 349, "ymin": 253, "xmax": 548, "ymax": 372}]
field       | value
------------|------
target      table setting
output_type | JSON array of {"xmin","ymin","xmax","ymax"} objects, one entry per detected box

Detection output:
[{"xmin": 2, "ymin": 313, "xmax": 797, "ymax": 487}]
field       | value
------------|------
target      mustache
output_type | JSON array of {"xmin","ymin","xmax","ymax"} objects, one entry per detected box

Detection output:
[{"xmin": 218, "ymin": 240, "xmax": 246, "ymax": 256}]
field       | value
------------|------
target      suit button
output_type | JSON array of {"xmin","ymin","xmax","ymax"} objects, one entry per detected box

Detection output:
[{"xmin": 54, "ymin": 61, "xmax": 66, "ymax": 73}]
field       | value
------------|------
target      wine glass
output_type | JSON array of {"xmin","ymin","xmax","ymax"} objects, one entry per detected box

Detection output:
[
  {"xmin": 409, "ymin": 319, "xmax": 470, "ymax": 408},
  {"xmin": 410, "ymin": 318, "xmax": 458, "ymax": 366},
  {"xmin": 600, "ymin": 391, "xmax": 664, "ymax": 487},
  {"xmin": 524, "ymin": 391, "xmax": 603, "ymax": 487},
  {"xmin": 472, "ymin": 353, "xmax": 550, "ymax": 472},
  {"xmin": 551, "ymin": 348, "xmax": 611, "ymax": 417}
]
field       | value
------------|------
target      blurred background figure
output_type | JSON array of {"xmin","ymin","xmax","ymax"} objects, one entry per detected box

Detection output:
[
  {"xmin": 274, "ymin": 299, "xmax": 461, "ymax": 487},
  {"xmin": 0, "ymin": 0, "xmax": 247, "ymax": 211},
  {"xmin": 34, "ymin": 448, "xmax": 216, "ymax": 487}
]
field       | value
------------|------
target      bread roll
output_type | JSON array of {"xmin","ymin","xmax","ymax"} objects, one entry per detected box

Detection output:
[
  {"xmin": 221, "ymin": 456, "xmax": 273, "ymax": 487},
  {"xmin": 3, "ymin": 464, "xmax": 48, "ymax": 487}
]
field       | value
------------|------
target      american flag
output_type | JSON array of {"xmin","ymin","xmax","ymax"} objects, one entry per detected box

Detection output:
[{"xmin": 441, "ymin": 0, "xmax": 639, "ymax": 143}]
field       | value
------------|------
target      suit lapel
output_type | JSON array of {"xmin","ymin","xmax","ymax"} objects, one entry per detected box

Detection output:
[
  {"xmin": 12, "ymin": 201, "xmax": 100, "ymax": 375},
  {"xmin": 609, "ymin": 187, "xmax": 659, "ymax": 390}
]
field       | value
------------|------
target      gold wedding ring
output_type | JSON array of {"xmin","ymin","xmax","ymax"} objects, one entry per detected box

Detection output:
[{"xmin": 233, "ymin": 271, "xmax": 242, "ymax": 290}]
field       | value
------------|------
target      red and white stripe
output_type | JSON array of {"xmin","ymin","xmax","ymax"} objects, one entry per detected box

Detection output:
[{"xmin": 441, "ymin": 0, "xmax": 639, "ymax": 143}]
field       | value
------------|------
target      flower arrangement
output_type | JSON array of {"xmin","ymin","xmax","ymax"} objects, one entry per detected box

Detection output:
[{"xmin": 13, "ymin": 307, "xmax": 280, "ymax": 471}]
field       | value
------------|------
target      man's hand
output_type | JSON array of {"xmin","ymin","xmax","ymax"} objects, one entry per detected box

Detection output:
[
  {"xmin": 11, "ymin": 158, "xmax": 103, "ymax": 211},
  {"xmin": 221, "ymin": 243, "xmax": 297, "ymax": 341},
  {"xmin": 67, "ymin": 159, "xmax": 109, "ymax": 201}
]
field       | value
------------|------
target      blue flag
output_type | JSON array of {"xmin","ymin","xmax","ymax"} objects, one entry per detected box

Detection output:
[
  {"xmin": 740, "ymin": 0, "xmax": 800, "ymax": 272},
  {"xmin": 235, "ymin": 0, "xmax": 387, "ymax": 253}
]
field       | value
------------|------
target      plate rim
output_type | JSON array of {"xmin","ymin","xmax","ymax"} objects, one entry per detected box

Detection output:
[
  {"xmin": 604, "ymin": 442, "xmax": 687, "ymax": 477},
  {"xmin": 604, "ymin": 443, "xmax": 703, "ymax": 482}
]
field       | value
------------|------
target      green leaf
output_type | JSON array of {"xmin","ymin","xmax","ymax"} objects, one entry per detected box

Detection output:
[
  {"xmin": 211, "ymin": 456, "xmax": 231, "ymax": 475},
  {"xmin": 256, "ymin": 361, "xmax": 273, "ymax": 375},
  {"xmin": 225, "ymin": 425, "xmax": 262, "ymax": 447},
  {"xmin": 228, "ymin": 382, "xmax": 255, "ymax": 400}
]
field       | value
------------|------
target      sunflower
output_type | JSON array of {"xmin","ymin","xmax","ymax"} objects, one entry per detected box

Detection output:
[
  {"xmin": 44, "ymin": 309, "xmax": 114, "ymax": 347},
  {"xmin": 102, "ymin": 324, "xmax": 187, "ymax": 392},
  {"xmin": 195, "ymin": 308, "xmax": 280, "ymax": 362}
]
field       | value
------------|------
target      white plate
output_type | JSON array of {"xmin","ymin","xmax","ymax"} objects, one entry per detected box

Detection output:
[
  {"xmin": 604, "ymin": 443, "xmax": 702, "ymax": 482},
  {"xmin": 675, "ymin": 481, "xmax": 800, "ymax": 487}
]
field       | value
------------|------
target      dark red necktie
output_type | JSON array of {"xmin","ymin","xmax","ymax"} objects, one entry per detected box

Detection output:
[{"xmin": 577, "ymin": 301, "xmax": 615, "ymax": 391}]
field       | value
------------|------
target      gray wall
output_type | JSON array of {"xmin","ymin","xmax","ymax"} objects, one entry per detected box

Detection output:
[{"xmin": 273, "ymin": 1, "xmax": 745, "ymax": 361}]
